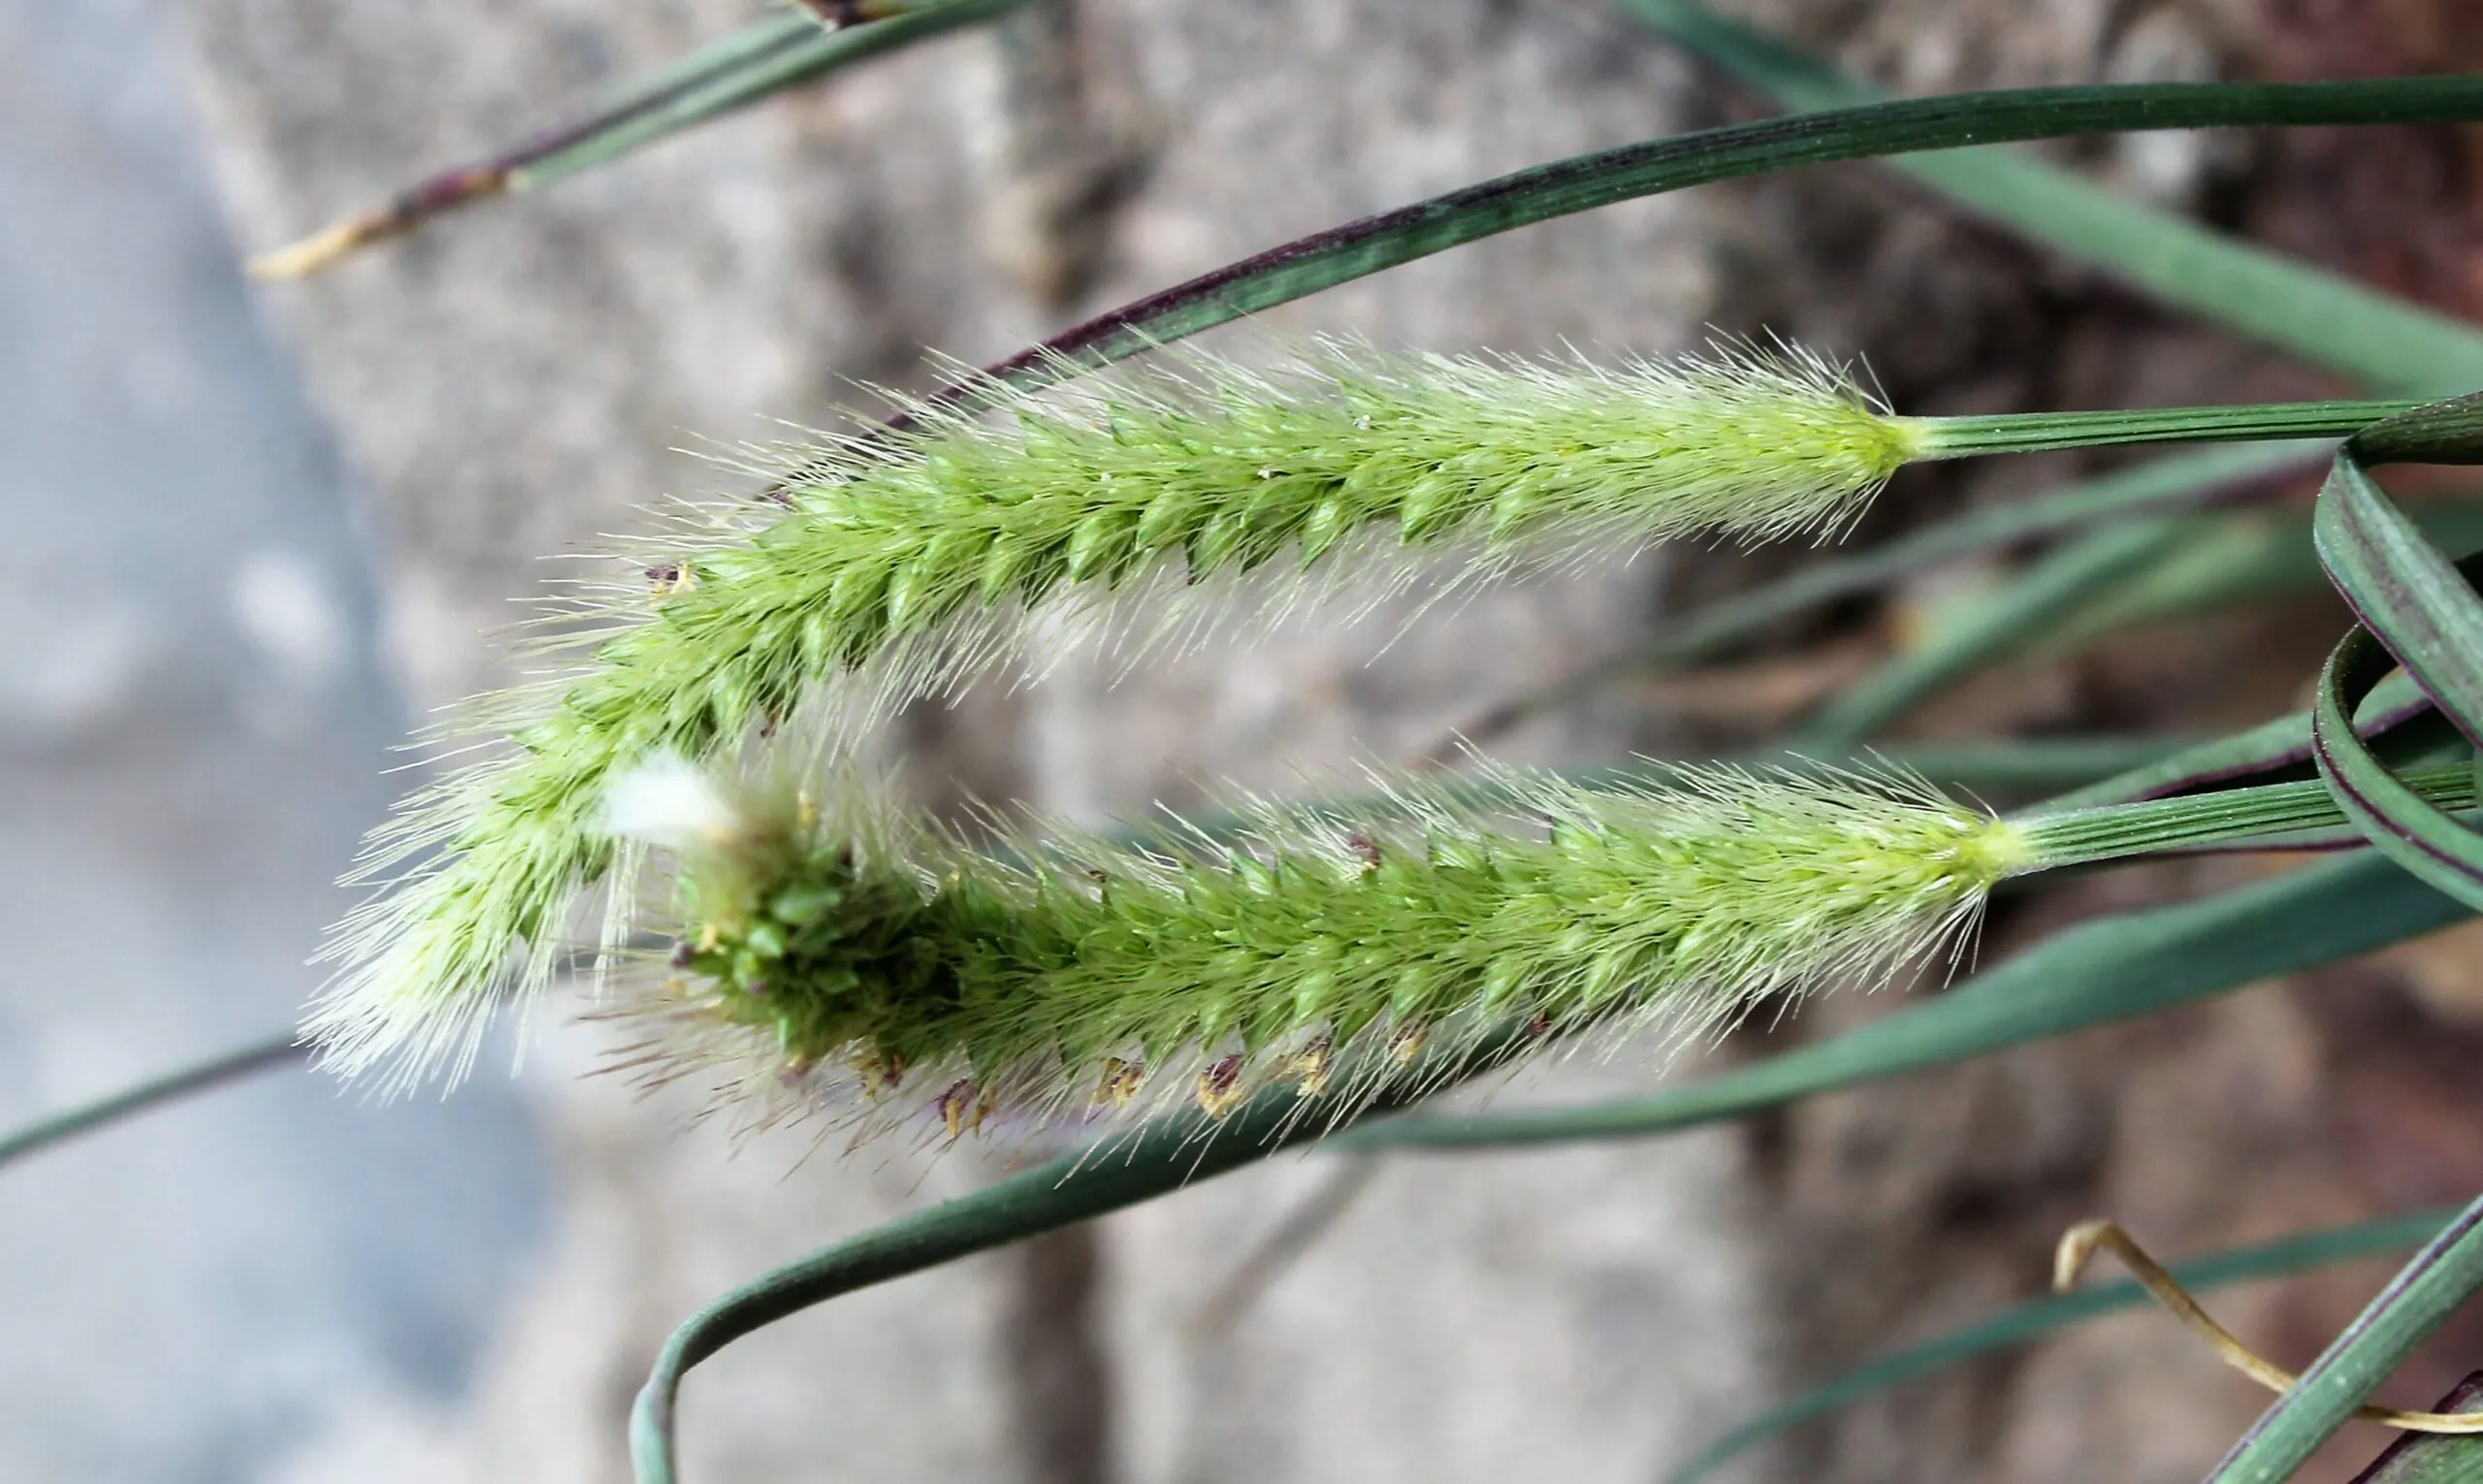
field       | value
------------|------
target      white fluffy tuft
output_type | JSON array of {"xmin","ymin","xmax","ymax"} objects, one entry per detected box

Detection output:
[{"xmin": 603, "ymin": 754, "xmax": 748, "ymax": 854}]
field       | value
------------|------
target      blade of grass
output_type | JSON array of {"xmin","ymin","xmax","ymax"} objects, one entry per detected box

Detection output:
[
  {"xmin": 1666, "ymin": 1208, "xmax": 2459, "ymax": 1484},
  {"xmin": 1921, "ymin": 403, "xmax": 2427, "ymax": 457},
  {"xmin": 1614, "ymin": 0, "xmax": 2483, "ymax": 395},
  {"xmin": 2319, "ymin": 403, "xmax": 2483, "ymax": 742},
  {"xmin": 2206, "ymin": 1197, "xmax": 2483, "ymax": 1484},
  {"xmin": 2041, "ymin": 501, "xmax": 2483, "ymax": 655},
  {"xmin": 0, "ymin": 1033, "xmax": 306, "ymax": 1170},
  {"xmin": 2020, "ymin": 763, "xmax": 2478, "ymax": 865},
  {"xmin": 251, "ymin": 0, "xmax": 1038, "ymax": 276},
  {"xmin": 509, "ymin": 0, "xmax": 1039, "ymax": 188},
  {"xmin": 2310, "ymin": 409, "xmax": 2483, "ymax": 908},
  {"xmin": 1452, "ymin": 442, "xmax": 2321, "ymax": 755},
  {"xmin": 1459, "ymin": 441, "xmax": 2481, "ymax": 762},
  {"xmin": 921, "ymin": 75, "xmax": 2483, "ymax": 424},
  {"xmin": 2030, "ymin": 672, "xmax": 2436, "ymax": 813},
  {"xmin": 629, "ymin": 1028, "xmax": 1530, "ymax": 1484},
  {"xmin": 1799, "ymin": 497, "xmax": 2483, "ymax": 748},
  {"xmin": 1339, "ymin": 847, "xmax": 2466, "ymax": 1150},
  {"xmin": 2313, "ymin": 627, "xmax": 2483, "ymax": 910},
  {"xmin": 1797, "ymin": 519, "xmax": 2190, "ymax": 747}
]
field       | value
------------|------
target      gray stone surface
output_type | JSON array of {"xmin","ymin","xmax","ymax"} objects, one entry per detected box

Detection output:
[
  {"xmin": 0, "ymin": 2, "xmax": 544, "ymax": 1480},
  {"xmin": 127, "ymin": 1, "xmax": 2254, "ymax": 1482}
]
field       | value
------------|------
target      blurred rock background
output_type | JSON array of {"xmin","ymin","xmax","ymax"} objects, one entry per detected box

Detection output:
[
  {"xmin": 7, "ymin": 0, "xmax": 2483, "ymax": 1480},
  {"xmin": 0, "ymin": 3, "xmax": 543, "ymax": 1482}
]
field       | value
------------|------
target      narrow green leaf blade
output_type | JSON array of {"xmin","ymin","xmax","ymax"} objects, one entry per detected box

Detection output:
[
  {"xmin": 2308, "ymin": 427, "xmax": 2483, "ymax": 908},
  {"xmin": 1342, "ymin": 850, "xmax": 2467, "ymax": 1150},
  {"xmin": 1461, "ymin": 442, "xmax": 2319, "ymax": 751},
  {"xmin": 2034, "ymin": 672, "xmax": 2435, "ymax": 813},
  {"xmin": 1802, "ymin": 496, "xmax": 2483, "ymax": 753},
  {"xmin": 253, "ymin": 0, "xmax": 1036, "ymax": 274},
  {"xmin": 1666, "ymin": 444, "xmax": 2311, "ymax": 657},
  {"xmin": 0, "ymin": 1033, "xmax": 305, "ymax": 1170},
  {"xmin": 2044, "ymin": 500, "xmax": 2483, "ymax": 650},
  {"xmin": 2346, "ymin": 1375, "xmax": 2483, "ymax": 1484},
  {"xmin": 2353, "ymin": 395, "xmax": 2483, "ymax": 468},
  {"xmin": 2207, "ymin": 1198, "xmax": 2483, "ymax": 1484},
  {"xmin": 936, "ymin": 75, "xmax": 2483, "ymax": 416},
  {"xmin": 629, "ymin": 1031, "xmax": 1527, "ymax": 1484},
  {"xmin": 2312, "ymin": 627, "xmax": 2483, "ymax": 909},
  {"xmin": 1667, "ymin": 1209, "xmax": 2458, "ymax": 1484},
  {"xmin": 1616, "ymin": 0, "xmax": 2483, "ymax": 395},
  {"xmin": 2317, "ymin": 444, "xmax": 2483, "ymax": 742},
  {"xmin": 518, "ymin": 0, "xmax": 1042, "ymax": 188},
  {"xmin": 1797, "ymin": 519, "xmax": 2187, "ymax": 746}
]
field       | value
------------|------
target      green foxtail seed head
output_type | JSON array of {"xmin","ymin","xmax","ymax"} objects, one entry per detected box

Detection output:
[
  {"xmin": 312, "ymin": 339, "xmax": 1927, "ymax": 1090},
  {"xmin": 596, "ymin": 753, "xmax": 2033, "ymax": 1146}
]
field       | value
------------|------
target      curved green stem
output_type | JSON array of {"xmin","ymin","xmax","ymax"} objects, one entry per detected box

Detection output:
[
  {"xmin": 2018, "ymin": 766, "xmax": 2481, "ymax": 867},
  {"xmin": 944, "ymin": 74, "xmax": 2483, "ymax": 417},
  {"xmin": 0, "ymin": 1033, "xmax": 306, "ymax": 1170},
  {"xmin": 1910, "ymin": 401, "xmax": 2424, "ymax": 460},
  {"xmin": 629, "ymin": 1030, "xmax": 1528, "ymax": 1484}
]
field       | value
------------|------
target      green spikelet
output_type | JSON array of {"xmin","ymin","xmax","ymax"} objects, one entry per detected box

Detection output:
[
  {"xmin": 312, "ymin": 341, "xmax": 1925, "ymax": 1087},
  {"xmin": 600, "ymin": 755, "xmax": 2033, "ymax": 1143}
]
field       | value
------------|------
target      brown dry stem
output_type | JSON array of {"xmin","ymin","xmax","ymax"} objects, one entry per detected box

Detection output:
[{"xmin": 2055, "ymin": 1218, "xmax": 2483, "ymax": 1435}]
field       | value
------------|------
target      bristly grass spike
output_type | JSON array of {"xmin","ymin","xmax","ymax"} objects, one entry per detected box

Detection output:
[
  {"xmin": 596, "ymin": 750, "xmax": 2037, "ymax": 1148},
  {"xmin": 311, "ymin": 334, "xmax": 2407, "ymax": 1090},
  {"xmin": 312, "ymin": 338, "xmax": 1928, "ymax": 1088}
]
